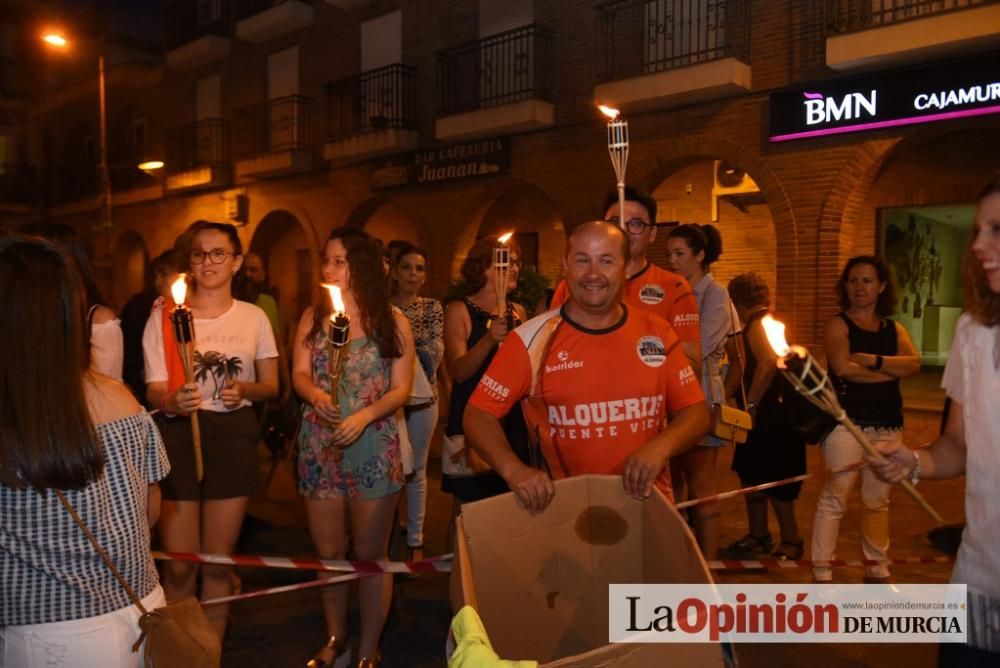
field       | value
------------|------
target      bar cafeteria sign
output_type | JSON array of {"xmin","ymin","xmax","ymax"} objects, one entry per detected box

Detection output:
[
  {"xmin": 769, "ymin": 56, "xmax": 1000, "ymax": 142},
  {"xmin": 370, "ymin": 138, "xmax": 510, "ymax": 190}
]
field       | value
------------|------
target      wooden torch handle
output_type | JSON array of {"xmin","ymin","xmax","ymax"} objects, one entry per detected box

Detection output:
[{"xmin": 178, "ymin": 342, "xmax": 204, "ymax": 482}]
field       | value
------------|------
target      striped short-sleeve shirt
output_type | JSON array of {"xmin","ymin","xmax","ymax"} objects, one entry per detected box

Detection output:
[{"xmin": 1, "ymin": 410, "xmax": 169, "ymax": 625}]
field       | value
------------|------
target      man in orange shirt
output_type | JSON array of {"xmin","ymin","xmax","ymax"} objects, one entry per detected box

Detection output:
[
  {"xmin": 464, "ymin": 221, "xmax": 710, "ymax": 513},
  {"xmin": 550, "ymin": 186, "xmax": 702, "ymax": 366}
]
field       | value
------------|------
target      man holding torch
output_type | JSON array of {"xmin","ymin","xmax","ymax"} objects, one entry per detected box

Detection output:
[
  {"xmin": 464, "ymin": 221, "xmax": 710, "ymax": 512},
  {"xmin": 549, "ymin": 187, "xmax": 702, "ymax": 368}
]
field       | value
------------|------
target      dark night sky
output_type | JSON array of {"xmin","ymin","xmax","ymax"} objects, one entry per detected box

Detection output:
[{"xmin": 55, "ymin": 0, "xmax": 164, "ymax": 50}]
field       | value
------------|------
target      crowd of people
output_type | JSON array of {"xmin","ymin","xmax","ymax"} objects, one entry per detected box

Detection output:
[{"xmin": 1, "ymin": 177, "xmax": 998, "ymax": 666}]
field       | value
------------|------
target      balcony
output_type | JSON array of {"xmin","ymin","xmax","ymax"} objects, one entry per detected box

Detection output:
[
  {"xmin": 233, "ymin": 95, "xmax": 316, "ymax": 179},
  {"xmin": 435, "ymin": 25, "xmax": 554, "ymax": 142},
  {"xmin": 323, "ymin": 64, "xmax": 418, "ymax": 164},
  {"xmin": 235, "ymin": 0, "xmax": 314, "ymax": 43},
  {"xmin": 165, "ymin": 119, "xmax": 233, "ymax": 192},
  {"xmin": 166, "ymin": 0, "xmax": 233, "ymax": 69},
  {"xmin": 824, "ymin": 0, "xmax": 1000, "ymax": 71},
  {"xmin": 594, "ymin": 0, "xmax": 752, "ymax": 112}
]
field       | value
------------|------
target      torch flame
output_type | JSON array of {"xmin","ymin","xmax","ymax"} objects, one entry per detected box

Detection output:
[
  {"xmin": 323, "ymin": 283, "xmax": 346, "ymax": 316},
  {"xmin": 598, "ymin": 105, "xmax": 620, "ymax": 120},
  {"xmin": 761, "ymin": 315, "xmax": 791, "ymax": 357},
  {"xmin": 170, "ymin": 274, "xmax": 188, "ymax": 305},
  {"xmin": 498, "ymin": 232, "xmax": 513, "ymax": 244}
]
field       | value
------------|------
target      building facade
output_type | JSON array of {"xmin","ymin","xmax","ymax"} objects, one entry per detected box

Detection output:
[{"xmin": 9, "ymin": 0, "xmax": 1000, "ymax": 358}]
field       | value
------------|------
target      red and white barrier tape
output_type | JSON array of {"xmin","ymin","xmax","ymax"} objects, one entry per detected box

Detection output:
[
  {"xmin": 675, "ymin": 462, "xmax": 866, "ymax": 510},
  {"xmin": 201, "ymin": 571, "xmax": 364, "ymax": 607},
  {"xmin": 708, "ymin": 555, "xmax": 954, "ymax": 571},
  {"xmin": 152, "ymin": 550, "xmax": 452, "ymax": 574}
]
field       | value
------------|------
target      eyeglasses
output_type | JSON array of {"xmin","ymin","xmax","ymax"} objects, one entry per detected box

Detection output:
[
  {"xmin": 190, "ymin": 249, "xmax": 235, "ymax": 265},
  {"xmin": 606, "ymin": 216, "xmax": 655, "ymax": 234}
]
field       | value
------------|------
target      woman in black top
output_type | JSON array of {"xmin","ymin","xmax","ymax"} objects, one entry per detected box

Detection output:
[
  {"xmin": 442, "ymin": 236, "xmax": 529, "ymax": 515},
  {"xmin": 724, "ymin": 273, "xmax": 808, "ymax": 561},
  {"xmin": 811, "ymin": 256, "xmax": 920, "ymax": 583}
]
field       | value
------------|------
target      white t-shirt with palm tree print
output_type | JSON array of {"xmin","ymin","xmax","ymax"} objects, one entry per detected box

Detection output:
[{"xmin": 143, "ymin": 299, "xmax": 278, "ymax": 413}]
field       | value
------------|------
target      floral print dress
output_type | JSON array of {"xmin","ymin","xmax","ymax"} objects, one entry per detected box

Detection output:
[{"xmin": 297, "ymin": 337, "xmax": 404, "ymax": 500}]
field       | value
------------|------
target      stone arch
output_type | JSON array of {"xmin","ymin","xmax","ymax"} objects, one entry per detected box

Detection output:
[
  {"xmin": 343, "ymin": 195, "xmax": 429, "ymax": 249},
  {"xmin": 110, "ymin": 229, "xmax": 148, "ymax": 311},
  {"xmin": 248, "ymin": 209, "xmax": 317, "ymax": 347},
  {"xmin": 451, "ymin": 180, "xmax": 569, "ymax": 288},
  {"xmin": 817, "ymin": 118, "xmax": 1000, "ymax": 343},
  {"xmin": 634, "ymin": 136, "xmax": 800, "ymax": 333}
]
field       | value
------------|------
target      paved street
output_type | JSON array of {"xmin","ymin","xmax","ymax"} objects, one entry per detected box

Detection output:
[{"xmin": 220, "ymin": 391, "xmax": 964, "ymax": 667}]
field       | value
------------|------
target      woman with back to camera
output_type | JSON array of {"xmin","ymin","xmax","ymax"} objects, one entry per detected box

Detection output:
[
  {"xmin": 724, "ymin": 272, "xmax": 808, "ymax": 561},
  {"xmin": 442, "ymin": 235, "xmax": 529, "ymax": 514},
  {"xmin": 869, "ymin": 176, "xmax": 1000, "ymax": 665},
  {"xmin": 142, "ymin": 221, "xmax": 279, "ymax": 641},
  {"xmin": 389, "ymin": 242, "xmax": 444, "ymax": 563},
  {"xmin": 294, "ymin": 227, "xmax": 414, "ymax": 668},
  {"xmin": 19, "ymin": 221, "xmax": 124, "ymax": 380},
  {"xmin": 811, "ymin": 256, "xmax": 920, "ymax": 584},
  {"xmin": 0, "ymin": 236, "xmax": 170, "ymax": 666},
  {"xmin": 666, "ymin": 223, "xmax": 742, "ymax": 560}
]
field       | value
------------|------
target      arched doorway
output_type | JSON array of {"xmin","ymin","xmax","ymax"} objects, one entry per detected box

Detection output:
[
  {"xmin": 111, "ymin": 230, "xmax": 148, "ymax": 311},
  {"xmin": 249, "ymin": 210, "xmax": 313, "ymax": 348},
  {"xmin": 648, "ymin": 158, "xmax": 776, "ymax": 293},
  {"xmin": 346, "ymin": 197, "xmax": 427, "ymax": 248},
  {"xmin": 846, "ymin": 126, "xmax": 1000, "ymax": 367},
  {"xmin": 474, "ymin": 183, "xmax": 567, "ymax": 286}
]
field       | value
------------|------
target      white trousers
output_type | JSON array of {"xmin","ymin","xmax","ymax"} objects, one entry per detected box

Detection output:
[
  {"xmin": 1, "ymin": 585, "xmax": 166, "ymax": 668},
  {"xmin": 404, "ymin": 401, "xmax": 439, "ymax": 547},
  {"xmin": 811, "ymin": 425, "xmax": 898, "ymax": 579}
]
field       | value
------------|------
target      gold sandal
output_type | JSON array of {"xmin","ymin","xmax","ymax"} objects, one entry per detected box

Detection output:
[{"xmin": 306, "ymin": 635, "xmax": 351, "ymax": 668}]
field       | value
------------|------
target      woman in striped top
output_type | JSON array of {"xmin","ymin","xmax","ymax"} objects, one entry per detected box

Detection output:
[{"xmin": 0, "ymin": 236, "xmax": 170, "ymax": 667}]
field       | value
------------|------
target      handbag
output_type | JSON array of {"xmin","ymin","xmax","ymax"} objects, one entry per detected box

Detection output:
[
  {"xmin": 55, "ymin": 490, "xmax": 222, "ymax": 668},
  {"xmin": 710, "ymin": 302, "xmax": 753, "ymax": 445}
]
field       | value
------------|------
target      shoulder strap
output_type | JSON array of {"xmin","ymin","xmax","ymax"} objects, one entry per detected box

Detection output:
[
  {"xmin": 87, "ymin": 304, "xmax": 99, "ymax": 329},
  {"xmin": 54, "ymin": 490, "xmax": 148, "ymax": 615},
  {"xmin": 525, "ymin": 315, "xmax": 563, "ymax": 397},
  {"xmin": 728, "ymin": 304, "xmax": 748, "ymax": 409}
]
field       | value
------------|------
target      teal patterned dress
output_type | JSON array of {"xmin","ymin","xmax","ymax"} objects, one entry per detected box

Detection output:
[{"xmin": 297, "ymin": 337, "xmax": 404, "ymax": 500}]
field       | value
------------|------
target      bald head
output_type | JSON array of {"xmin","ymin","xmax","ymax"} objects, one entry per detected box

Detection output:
[{"xmin": 567, "ymin": 221, "xmax": 630, "ymax": 261}]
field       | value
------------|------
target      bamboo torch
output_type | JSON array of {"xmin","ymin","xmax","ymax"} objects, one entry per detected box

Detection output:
[
  {"xmin": 599, "ymin": 105, "xmax": 629, "ymax": 228},
  {"xmin": 169, "ymin": 275, "xmax": 204, "ymax": 481},
  {"xmin": 493, "ymin": 232, "xmax": 513, "ymax": 328},
  {"xmin": 323, "ymin": 284, "xmax": 351, "ymax": 462},
  {"xmin": 760, "ymin": 315, "xmax": 943, "ymax": 523}
]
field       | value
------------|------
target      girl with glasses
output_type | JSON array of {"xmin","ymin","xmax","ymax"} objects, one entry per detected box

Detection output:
[{"xmin": 142, "ymin": 221, "xmax": 279, "ymax": 642}]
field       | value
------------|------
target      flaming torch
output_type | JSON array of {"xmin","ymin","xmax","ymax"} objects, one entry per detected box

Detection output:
[
  {"xmin": 170, "ymin": 275, "xmax": 204, "ymax": 482},
  {"xmin": 599, "ymin": 105, "xmax": 629, "ymax": 228},
  {"xmin": 493, "ymin": 232, "xmax": 514, "ymax": 329},
  {"xmin": 323, "ymin": 284, "xmax": 351, "ymax": 461},
  {"xmin": 760, "ymin": 315, "xmax": 942, "ymax": 523}
]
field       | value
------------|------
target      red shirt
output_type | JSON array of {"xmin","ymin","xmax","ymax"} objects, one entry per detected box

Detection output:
[
  {"xmin": 551, "ymin": 263, "xmax": 700, "ymax": 343},
  {"xmin": 468, "ymin": 306, "xmax": 705, "ymax": 499}
]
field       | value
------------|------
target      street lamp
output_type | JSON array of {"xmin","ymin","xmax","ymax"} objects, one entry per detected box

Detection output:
[{"xmin": 41, "ymin": 30, "xmax": 112, "ymax": 238}]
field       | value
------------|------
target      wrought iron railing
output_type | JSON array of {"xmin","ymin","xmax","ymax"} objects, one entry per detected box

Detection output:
[
  {"xmin": 325, "ymin": 64, "xmax": 417, "ymax": 140},
  {"xmin": 166, "ymin": 119, "xmax": 231, "ymax": 172},
  {"xmin": 235, "ymin": 0, "xmax": 311, "ymax": 21},
  {"xmin": 165, "ymin": 0, "xmax": 234, "ymax": 50},
  {"xmin": 437, "ymin": 24, "xmax": 553, "ymax": 116},
  {"xmin": 596, "ymin": 0, "xmax": 751, "ymax": 81},
  {"xmin": 825, "ymin": 0, "xmax": 996, "ymax": 34},
  {"xmin": 233, "ymin": 95, "xmax": 315, "ymax": 157}
]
